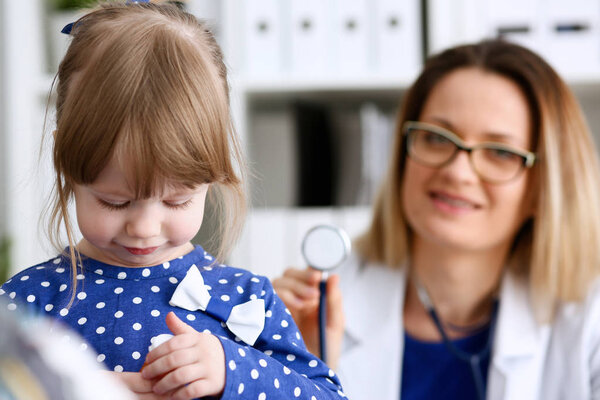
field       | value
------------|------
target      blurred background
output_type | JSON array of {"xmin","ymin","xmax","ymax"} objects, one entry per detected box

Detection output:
[{"xmin": 1, "ymin": 0, "xmax": 599, "ymax": 281}]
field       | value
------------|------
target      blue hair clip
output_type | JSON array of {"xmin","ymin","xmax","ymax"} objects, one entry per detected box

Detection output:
[
  {"xmin": 61, "ymin": 22, "xmax": 75, "ymax": 35},
  {"xmin": 61, "ymin": 0, "xmax": 151, "ymax": 35}
]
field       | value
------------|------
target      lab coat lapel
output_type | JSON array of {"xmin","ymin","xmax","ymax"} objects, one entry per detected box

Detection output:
[
  {"xmin": 337, "ymin": 257, "xmax": 406, "ymax": 400},
  {"xmin": 487, "ymin": 272, "xmax": 550, "ymax": 400}
]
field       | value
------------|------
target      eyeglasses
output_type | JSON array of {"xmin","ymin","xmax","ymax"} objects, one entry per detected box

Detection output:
[{"xmin": 403, "ymin": 121, "xmax": 536, "ymax": 184}]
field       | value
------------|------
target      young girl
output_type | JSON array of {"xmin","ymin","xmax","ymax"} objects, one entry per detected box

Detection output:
[{"xmin": 0, "ymin": 2, "xmax": 344, "ymax": 399}]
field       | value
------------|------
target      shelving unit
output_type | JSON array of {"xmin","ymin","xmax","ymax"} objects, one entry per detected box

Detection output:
[
  {"xmin": 221, "ymin": 0, "xmax": 423, "ymax": 277},
  {"xmin": 2, "ymin": 0, "xmax": 600, "ymax": 279}
]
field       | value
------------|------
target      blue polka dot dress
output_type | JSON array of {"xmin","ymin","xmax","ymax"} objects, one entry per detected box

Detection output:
[{"xmin": 1, "ymin": 246, "xmax": 346, "ymax": 399}]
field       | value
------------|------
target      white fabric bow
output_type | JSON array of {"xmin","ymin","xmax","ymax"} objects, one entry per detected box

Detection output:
[{"xmin": 169, "ymin": 264, "xmax": 265, "ymax": 346}]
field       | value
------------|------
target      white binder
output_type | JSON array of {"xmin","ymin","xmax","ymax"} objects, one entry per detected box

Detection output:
[
  {"xmin": 289, "ymin": 0, "xmax": 331, "ymax": 78},
  {"xmin": 485, "ymin": 0, "xmax": 541, "ymax": 54},
  {"xmin": 331, "ymin": 0, "xmax": 370, "ymax": 76},
  {"xmin": 541, "ymin": 0, "xmax": 600, "ymax": 79},
  {"xmin": 374, "ymin": 0, "xmax": 422, "ymax": 79},
  {"xmin": 242, "ymin": 0, "xmax": 283, "ymax": 77}
]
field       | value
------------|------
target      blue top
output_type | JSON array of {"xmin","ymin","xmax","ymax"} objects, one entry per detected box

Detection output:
[
  {"xmin": 1, "ymin": 246, "xmax": 345, "ymax": 399},
  {"xmin": 401, "ymin": 324, "xmax": 492, "ymax": 400}
]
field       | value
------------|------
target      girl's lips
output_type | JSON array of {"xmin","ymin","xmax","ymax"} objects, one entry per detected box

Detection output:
[{"xmin": 124, "ymin": 246, "xmax": 158, "ymax": 255}]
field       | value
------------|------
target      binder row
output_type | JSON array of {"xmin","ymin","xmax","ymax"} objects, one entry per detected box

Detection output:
[
  {"xmin": 240, "ymin": 0, "xmax": 423, "ymax": 81},
  {"xmin": 429, "ymin": 0, "xmax": 600, "ymax": 80}
]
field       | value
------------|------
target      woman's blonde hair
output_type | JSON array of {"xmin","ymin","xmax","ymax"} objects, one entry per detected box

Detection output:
[
  {"xmin": 355, "ymin": 39, "xmax": 600, "ymax": 315},
  {"xmin": 47, "ymin": 1, "xmax": 245, "ymax": 300}
]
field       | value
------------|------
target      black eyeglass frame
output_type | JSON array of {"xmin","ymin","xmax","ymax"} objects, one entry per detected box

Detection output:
[{"xmin": 402, "ymin": 121, "xmax": 537, "ymax": 183}]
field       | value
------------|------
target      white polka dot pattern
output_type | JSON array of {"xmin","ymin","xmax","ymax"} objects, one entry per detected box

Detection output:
[{"xmin": 0, "ymin": 246, "xmax": 345, "ymax": 399}]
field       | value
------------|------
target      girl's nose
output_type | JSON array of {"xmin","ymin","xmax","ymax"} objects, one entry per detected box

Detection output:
[{"xmin": 126, "ymin": 206, "xmax": 161, "ymax": 239}]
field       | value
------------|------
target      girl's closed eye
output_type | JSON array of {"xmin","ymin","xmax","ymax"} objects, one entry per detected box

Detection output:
[
  {"xmin": 97, "ymin": 198, "xmax": 130, "ymax": 211},
  {"xmin": 163, "ymin": 198, "xmax": 193, "ymax": 210}
]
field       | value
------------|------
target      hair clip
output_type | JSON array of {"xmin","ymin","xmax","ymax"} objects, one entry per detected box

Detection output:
[
  {"xmin": 61, "ymin": 22, "xmax": 75, "ymax": 35},
  {"xmin": 61, "ymin": 0, "xmax": 151, "ymax": 35}
]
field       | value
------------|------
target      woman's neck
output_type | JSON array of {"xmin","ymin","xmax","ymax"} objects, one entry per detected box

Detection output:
[{"xmin": 404, "ymin": 238, "xmax": 508, "ymax": 340}]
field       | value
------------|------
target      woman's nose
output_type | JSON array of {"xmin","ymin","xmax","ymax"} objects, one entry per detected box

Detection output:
[{"xmin": 439, "ymin": 150, "xmax": 479, "ymax": 182}]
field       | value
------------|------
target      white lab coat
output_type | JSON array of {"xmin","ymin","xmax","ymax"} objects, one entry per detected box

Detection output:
[{"xmin": 335, "ymin": 254, "xmax": 600, "ymax": 400}]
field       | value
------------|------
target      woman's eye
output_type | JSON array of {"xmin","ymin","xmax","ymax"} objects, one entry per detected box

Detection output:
[
  {"xmin": 164, "ymin": 199, "xmax": 193, "ymax": 209},
  {"xmin": 488, "ymin": 148, "xmax": 519, "ymax": 161},
  {"xmin": 423, "ymin": 131, "xmax": 451, "ymax": 145},
  {"xmin": 97, "ymin": 199, "xmax": 129, "ymax": 211}
]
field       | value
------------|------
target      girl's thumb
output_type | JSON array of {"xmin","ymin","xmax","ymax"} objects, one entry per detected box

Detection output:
[{"xmin": 165, "ymin": 311, "xmax": 196, "ymax": 335}]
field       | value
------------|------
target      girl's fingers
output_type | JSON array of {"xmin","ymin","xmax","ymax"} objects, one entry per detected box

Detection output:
[
  {"xmin": 108, "ymin": 371, "xmax": 154, "ymax": 393},
  {"xmin": 144, "ymin": 313, "xmax": 199, "ymax": 365},
  {"xmin": 142, "ymin": 347, "xmax": 200, "ymax": 380},
  {"xmin": 169, "ymin": 378, "xmax": 221, "ymax": 400},
  {"xmin": 152, "ymin": 363, "xmax": 205, "ymax": 395},
  {"xmin": 165, "ymin": 311, "xmax": 197, "ymax": 335},
  {"xmin": 144, "ymin": 333, "xmax": 196, "ymax": 365},
  {"xmin": 136, "ymin": 393, "xmax": 172, "ymax": 400}
]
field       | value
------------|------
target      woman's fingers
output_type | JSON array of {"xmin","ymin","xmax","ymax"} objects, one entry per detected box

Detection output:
[
  {"xmin": 282, "ymin": 267, "xmax": 322, "ymax": 285},
  {"xmin": 273, "ymin": 268, "xmax": 321, "ymax": 301},
  {"xmin": 325, "ymin": 274, "xmax": 345, "ymax": 370},
  {"xmin": 326, "ymin": 274, "xmax": 344, "ymax": 329}
]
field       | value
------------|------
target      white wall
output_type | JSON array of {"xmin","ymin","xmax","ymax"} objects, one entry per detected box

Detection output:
[{"xmin": 2, "ymin": 0, "xmax": 52, "ymax": 275}]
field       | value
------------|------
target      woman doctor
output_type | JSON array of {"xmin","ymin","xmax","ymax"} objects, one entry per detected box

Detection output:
[{"xmin": 273, "ymin": 39, "xmax": 600, "ymax": 400}]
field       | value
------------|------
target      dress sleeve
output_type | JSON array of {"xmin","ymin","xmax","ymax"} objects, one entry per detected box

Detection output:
[{"xmin": 216, "ymin": 278, "xmax": 346, "ymax": 399}]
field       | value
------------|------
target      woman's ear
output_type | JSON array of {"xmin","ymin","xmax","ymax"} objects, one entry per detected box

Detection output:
[{"xmin": 53, "ymin": 130, "xmax": 58, "ymax": 139}]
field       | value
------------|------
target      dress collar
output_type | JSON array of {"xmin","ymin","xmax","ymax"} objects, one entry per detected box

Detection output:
[{"xmin": 59, "ymin": 245, "xmax": 216, "ymax": 280}]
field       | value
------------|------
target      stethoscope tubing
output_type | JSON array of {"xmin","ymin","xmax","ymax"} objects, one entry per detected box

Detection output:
[
  {"xmin": 427, "ymin": 307, "xmax": 493, "ymax": 400},
  {"xmin": 318, "ymin": 279, "xmax": 327, "ymax": 363},
  {"xmin": 417, "ymin": 278, "xmax": 497, "ymax": 400}
]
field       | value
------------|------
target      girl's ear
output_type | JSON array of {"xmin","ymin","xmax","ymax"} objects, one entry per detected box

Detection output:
[{"xmin": 53, "ymin": 130, "xmax": 58, "ymax": 139}]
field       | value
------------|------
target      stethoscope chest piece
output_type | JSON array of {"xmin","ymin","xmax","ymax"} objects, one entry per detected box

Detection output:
[{"xmin": 301, "ymin": 225, "xmax": 351, "ymax": 272}]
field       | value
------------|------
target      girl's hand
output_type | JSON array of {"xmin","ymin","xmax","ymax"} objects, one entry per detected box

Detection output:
[
  {"xmin": 103, "ymin": 371, "xmax": 170, "ymax": 399},
  {"xmin": 141, "ymin": 312, "xmax": 226, "ymax": 400},
  {"xmin": 272, "ymin": 268, "xmax": 345, "ymax": 369}
]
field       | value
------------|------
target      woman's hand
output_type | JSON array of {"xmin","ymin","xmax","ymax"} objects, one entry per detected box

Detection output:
[
  {"xmin": 141, "ymin": 312, "xmax": 225, "ymax": 400},
  {"xmin": 272, "ymin": 268, "xmax": 345, "ymax": 369}
]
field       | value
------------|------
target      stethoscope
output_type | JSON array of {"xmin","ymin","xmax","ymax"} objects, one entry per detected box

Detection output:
[
  {"xmin": 414, "ymin": 278, "xmax": 498, "ymax": 400},
  {"xmin": 301, "ymin": 225, "xmax": 351, "ymax": 364}
]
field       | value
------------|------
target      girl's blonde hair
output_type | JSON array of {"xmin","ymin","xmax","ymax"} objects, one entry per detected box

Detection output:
[
  {"xmin": 355, "ymin": 40, "xmax": 600, "ymax": 319},
  {"xmin": 47, "ymin": 2, "xmax": 245, "ymax": 298}
]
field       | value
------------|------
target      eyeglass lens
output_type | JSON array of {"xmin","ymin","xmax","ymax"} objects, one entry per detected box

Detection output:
[{"xmin": 407, "ymin": 128, "xmax": 527, "ymax": 183}]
